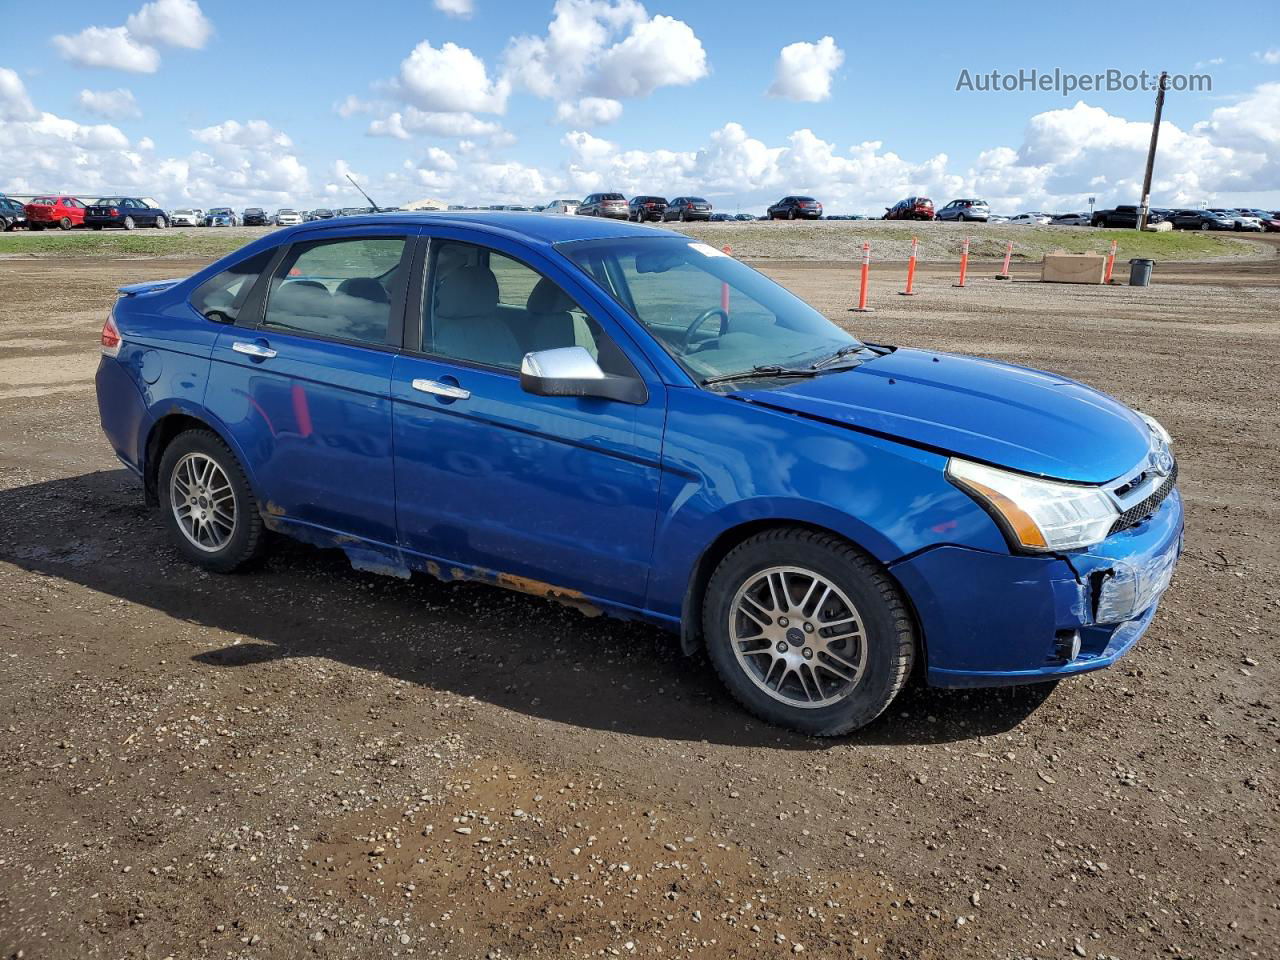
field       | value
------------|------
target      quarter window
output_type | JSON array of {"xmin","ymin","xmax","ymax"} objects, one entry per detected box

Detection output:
[
  {"xmin": 190, "ymin": 249, "xmax": 275, "ymax": 323},
  {"xmin": 262, "ymin": 237, "xmax": 407, "ymax": 346}
]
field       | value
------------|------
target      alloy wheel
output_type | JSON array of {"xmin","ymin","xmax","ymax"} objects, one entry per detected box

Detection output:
[
  {"xmin": 729, "ymin": 565, "xmax": 866, "ymax": 708},
  {"xmin": 170, "ymin": 452, "xmax": 237, "ymax": 552}
]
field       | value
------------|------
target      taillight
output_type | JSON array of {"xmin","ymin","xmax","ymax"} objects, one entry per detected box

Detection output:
[
  {"xmin": 100, "ymin": 314, "xmax": 123, "ymax": 357},
  {"xmin": 110, "ymin": 207, "xmax": 119, "ymax": 216}
]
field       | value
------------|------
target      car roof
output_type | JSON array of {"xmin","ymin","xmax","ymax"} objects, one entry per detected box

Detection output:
[{"xmin": 281, "ymin": 210, "xmax": 664, "ymax": 244}]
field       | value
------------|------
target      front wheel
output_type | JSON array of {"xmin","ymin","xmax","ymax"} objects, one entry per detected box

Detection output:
[
  {"xmin": 155, "ymin": 216, "xmax": 167, "ymax": 229},
  {"xmin": 158, "ymin": 430, "xmax": 265, "ymax": 573},
  {"xmin": 703, "ymin": 529, "xmax": 915, "ymax": 736},
  {"xmin": 123, "ymin": 216, "xmax": 136, "ymax": 230},
  {"xmin": 789, "ymin": 209, "xmax": 797, "ymax": 220}
]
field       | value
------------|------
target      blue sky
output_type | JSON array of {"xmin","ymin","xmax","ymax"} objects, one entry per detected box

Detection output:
[{"xmin": 2, "ymin": 0, "xmax": 1278, "ymax": 213}]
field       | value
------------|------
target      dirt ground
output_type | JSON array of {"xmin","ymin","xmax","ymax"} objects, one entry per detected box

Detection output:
[{"xmin": 0, "ymin": 245, "xmax": 1277, "ymax": 960}]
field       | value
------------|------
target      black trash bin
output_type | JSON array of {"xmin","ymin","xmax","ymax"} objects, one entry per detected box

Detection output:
[{"xmin": 1129, "ymin": 258, "xmax": 1154, "ymax": 286}]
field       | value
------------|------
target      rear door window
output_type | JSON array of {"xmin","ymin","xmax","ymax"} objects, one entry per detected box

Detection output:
[{"xmin": 261, "ymin": 237, "xmax": 408, "ymax": 346}]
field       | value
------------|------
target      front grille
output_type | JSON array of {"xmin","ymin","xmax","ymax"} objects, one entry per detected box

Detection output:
[{"xmin": 1109, "ymin": 461, "xmax": 1177, "ymax": 535}]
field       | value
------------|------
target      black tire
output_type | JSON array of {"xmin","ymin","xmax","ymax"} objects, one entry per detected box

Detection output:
[
  {"xmin": 702, "ymin": 528, "xmax": 915, "ymax": 736},
  {"xmin": 59, "ymin": 217, "xmax": 73, "ymax": 230},
  {"xmin": 788, "ymin": 209, "xmax": 797, "ymax": 220},
  {"xmin": 30, "ymin": 223, "xmax": 44, "ymax": 232},
  {"xmin": 92, "ymin": 225, "xmax": 102, "ymax": 230},
  {"xmin": 157, "ymin": 429, "xmax": 265, "ymax": 573}
]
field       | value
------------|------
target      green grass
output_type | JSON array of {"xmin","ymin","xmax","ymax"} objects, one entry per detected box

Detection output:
[{"xmin": 0, "ymin": 230, "xmax": 251, "ymax": 259}]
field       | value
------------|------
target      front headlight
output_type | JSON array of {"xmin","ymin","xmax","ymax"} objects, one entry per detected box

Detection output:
[
  {"xmin": 1135, "ymin": 411, "xmax": 1172, "ymax": 446},
  {"xmin": 947, "ymin": 458, "xmax": 1118, "ymax": 552}
]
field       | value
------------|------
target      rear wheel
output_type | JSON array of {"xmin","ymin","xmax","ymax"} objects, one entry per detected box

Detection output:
[
  {"xmin": 58, "ymin": 217, "xmax": 73, "ymax": 230},
  {"xmin": 158, "ymin": 430, "xmax": 265, "ymax": 573},
  {"xmin": 703, "ymin": 529, "xmax": 915, "ymax": 736},
  {"xmin": 1200, "ymin": 223, "xmax": 1210, "ymax": 231}
]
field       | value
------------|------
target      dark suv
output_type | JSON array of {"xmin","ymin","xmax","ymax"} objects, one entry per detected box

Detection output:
[
  {"xmin": 767, "ymin": 196, "xmax": 822, "ymax": 220},
  {"xmin": 243, "ymin": 207, "xmax": 270, "ymax": 226},
  {"xmin": 663, "ymin": 197, "xmax": 712, "ymax": 222},
  {"xmin": 628, "ymin": 196, "xmax": 668, "ymax": 222},
  {"xmin": 579, "ymin": 193, "xmax": 629, "ymax": 219},
  {"xmin": 936, "ymin": 199, "xmax": 989, "ymax": 222},
  {"xmin": 884, "ymin": 197, "xmax": 935, "ymax": 221},
  {"xmin": 1, "ymin": 195, "xmax": 28, "ymax": 231}
]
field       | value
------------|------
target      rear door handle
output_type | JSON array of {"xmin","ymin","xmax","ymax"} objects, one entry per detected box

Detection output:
[
  {"xmin": 411, "ymin": 378, "xmax": 470, "ymax": 400},
  {"xmin": 232, "ymin": 341, "xmax": 277, "ymax": 359}
]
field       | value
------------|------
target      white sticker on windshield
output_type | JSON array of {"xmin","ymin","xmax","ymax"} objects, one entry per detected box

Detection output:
[{"xmin": 687, "ymin": 242, "xmax": 729, "ymax": 258}]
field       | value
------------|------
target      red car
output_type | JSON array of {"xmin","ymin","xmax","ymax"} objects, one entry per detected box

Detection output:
[
  {"xmin": 25, "ymin": 196, "xmax": 88, "ymax": 231},
  {"xmin": 884, "ymin": 196, "xmax": 935, "ymax": 221}
]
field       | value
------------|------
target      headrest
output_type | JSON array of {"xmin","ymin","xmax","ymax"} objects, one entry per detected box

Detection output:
[
  {"xmin": 527, "ymin": 276, "xmax": 576, "ymax": 314},
  {"xmin": 435, "ymin": 265, "xmax": 498, "ymax": 318},
  {"xmin": 337, "ymin": 276, "xmax": 390, "ymax": 304}
]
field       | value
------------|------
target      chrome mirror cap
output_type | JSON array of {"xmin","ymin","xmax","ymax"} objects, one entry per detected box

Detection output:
[{"xmin": 520, "ymin": 346, "xmax": 605, "ymax": 380}]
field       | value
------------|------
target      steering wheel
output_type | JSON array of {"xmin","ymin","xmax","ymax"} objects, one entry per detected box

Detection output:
[{"xmin": 682, "ymin": 307, "xmax": 729, "ymax": 348}]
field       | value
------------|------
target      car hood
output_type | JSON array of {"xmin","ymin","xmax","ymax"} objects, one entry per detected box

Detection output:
[{"xmin": 732, "ymin": 348, "xmax": 1151, "ymax": 483}]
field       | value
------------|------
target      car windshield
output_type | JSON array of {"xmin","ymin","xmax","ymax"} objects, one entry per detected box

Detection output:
[
  {"xmin": 211, "ymin": 207, "xmax": 231, "ymax": 214},
  {"xmin": 560, "ymin": 236, "xmax": 862, "ymax": 383}
]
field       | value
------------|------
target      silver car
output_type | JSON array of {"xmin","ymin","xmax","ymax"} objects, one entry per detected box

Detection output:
[{"xmin": 936, "ymin": 199, "xmax": 990, "ymax": 222}]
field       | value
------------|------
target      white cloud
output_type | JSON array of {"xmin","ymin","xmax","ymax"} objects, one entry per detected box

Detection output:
[
  {"xmin": 52, "ymin": 26, "xmax": 161, "ymax": 73},
  {"xmin": 335, "ymin": 94, "xmax": 376, "ymax": 118},
  {"xmin": 0, "ymin": 68, "xmax": 39, "ymax": 121},
  {"xmin": 77, "ymin": 88, "xmax": 142, "ymax": 120},
  {"xmin": 368, "ymin": 108, "xmax": 505, "ymax": 140},
  {"xmin": 592, "ymin": 15, "xmax": 708, "ymax": 97},
  {"xmin": 397, "ymin": 40, "xmax": 510, "ymax": 113},
  {"xmin": 1255, "ymin": 49, "xmax": 1280, "ymax": 65},
  {"xmin": 767, "ymin": 36, "xmax": 843, "ymax": 102},
  {"xmin": 503, "ymin": 1, "xmax": 706, "ymax": 101},
  {"xmin": 192, "ymin": 119, "xmax": 293, "ymax": 148},
  {"xmin": 126, "ymin": 0, "xmax": 212, "ymax": 49},
  {"xmin": 555, "ymin": 96, "xmax": 623, "ymax": 126},
  {"xmin": 433, "ymin": 0, "xmax": 474, "ymax": 17}
]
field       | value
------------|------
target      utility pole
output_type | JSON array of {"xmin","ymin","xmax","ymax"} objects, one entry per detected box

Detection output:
[{"xmin": 1137, "ymin": 71, "xmax": 1169, "ymax": 231}]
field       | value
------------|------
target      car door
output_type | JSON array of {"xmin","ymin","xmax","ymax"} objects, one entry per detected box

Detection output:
[
  {"xmin": 390, "ymin": 230, "xmax": 665, "ymax": 610},
  {"xmin": 204, "ymin": 226, "xmax": 414, "ymax": 546}
]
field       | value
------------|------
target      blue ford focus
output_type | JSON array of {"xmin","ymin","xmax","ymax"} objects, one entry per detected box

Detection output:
[{"xmin": 95, "ymin": 213, "xmax": 1182, "ymax": 735}]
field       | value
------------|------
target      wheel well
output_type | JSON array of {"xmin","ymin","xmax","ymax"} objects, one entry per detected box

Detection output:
[{"xmin": 142, "ymin": 413, "xmax": 211, "ymax": 506}]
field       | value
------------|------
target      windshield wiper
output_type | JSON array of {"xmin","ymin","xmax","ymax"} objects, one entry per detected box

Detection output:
[
  {"xmin": 701, "ymin": 365, "xmax": 821, "ymax": 386},
  {"xmin": 809, "ymin": 344, "xmax": 867, "ymax": 369}
]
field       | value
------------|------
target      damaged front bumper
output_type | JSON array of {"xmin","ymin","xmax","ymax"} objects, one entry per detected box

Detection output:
[{"xmin": 889, "ymin": 488, "xmax": 1183, "ymax": 687}]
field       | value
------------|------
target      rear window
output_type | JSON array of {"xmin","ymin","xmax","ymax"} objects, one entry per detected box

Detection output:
[
  {"xmin": 687, "ymin": 198, "xmax": 708, "ymax": 204},
  {"xmin": 31, "ymin": 196, "xmax": 56, "ymax": 204},
  {"xmin": 190, "ymin": 250, "xmax": 275, "ymax": 324},
  {"xmin": 601, "ymin": 193, "xmax": 625, "ymax": 201}
]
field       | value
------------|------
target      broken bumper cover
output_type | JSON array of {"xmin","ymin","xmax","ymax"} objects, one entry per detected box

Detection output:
[{"xmin": 890, "ymin": 488, "xmax": 1183, "ymax": 687}]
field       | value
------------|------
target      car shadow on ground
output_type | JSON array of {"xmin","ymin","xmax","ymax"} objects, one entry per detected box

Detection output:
[{"xmin": 1, "ymin": 470, "xmax": 1058, "ymax": 749}]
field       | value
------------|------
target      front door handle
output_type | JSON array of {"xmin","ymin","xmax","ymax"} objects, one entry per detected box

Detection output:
[
  {"xmin": 412, "ymin": 378, "xmax": 470, "ymax": 400},
  {"xmin": 232, "ymin": 340, "xmax": 277, "ymax": 359}
]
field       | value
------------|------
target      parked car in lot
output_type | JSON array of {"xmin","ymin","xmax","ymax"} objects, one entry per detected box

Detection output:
[
  {"xmin": 628, "ymin": 196, "xmax": 668, "ymax": 222},
  {"xmin": 579, "ymin": 193, "xmax": 629, "ymax": 219},
  {"xmin": 767, "ymin": 196, "xmax": 822, "ymax": 220},
  {"xmin": 734, "ymin": 213, "xmax": 756, "ymax": 222},
  {"xmin": 1168, "ymin": 209, "xmax": 1235, "ymax": 231},
  {"xmin": 85, "ymin": 197, "xmax": 168, "ymax": 230},
  {"xmin": 1238, "ymin": 208, "xmax": 1280, "ymax": 232},
  {"xmin": 94, "ymin": 212, "xmax": 1183, "ymax": 736},
  {"xmin": 274, "ymin": 209, "xmax": 304, "ymax": 226},
  {"xmin": 884, "ymin": 197, "xmax": 935, "ymax": 221},
  {"xmin": 1050, "ymin": 212, "xmax": 1091, "ymax": 226},
  {"xmin": 169, "ymin": 209, "xmax": 204, "ymax": 227},
  {"xmin": 1007, "ymin": 212, "xmax": 1053, "ymax": 226},
  {"xmin": 1208, "ymin": 208, "xmax": 1262, "ymax": 231},
  {"xmin": 709, "ymin": 212, "xmax": 733, "ymax": 222},
  {"xmin": 544, "ymin": 199, "xmax": 580, "ymax": 215},
  {"xmin": 242, "ymin": 208, "xmax": 270, "ymax": 226},
  {"xmin": 936, "ymin": 199, "xmax": 989, "ymax": 222},
  {"xmin": 0, "ymin": 195, "xmax": 27, "ymax": 231},
  {"xmin": 24, "ymin": 196, "xmax": 88, "ymax": 231},
  {"xmin": 204, "ymin": 207, "xmax": 239, "ymax": 227},
  {"xmin": 664, "ymin": 197, "xmax": 713, "ymax": 222},
  {"xmin": 1090, "ymin": 205, "xmax": 1143, "ymax": 228},
  {"xmin": 306, "ymin": 209, "xmax": 335, "ymax": 222}
]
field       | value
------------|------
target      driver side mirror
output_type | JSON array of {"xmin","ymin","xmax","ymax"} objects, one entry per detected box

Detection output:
[{"xmin": 519, "ymin": 346, "xmax": 647, "ymax": 404}]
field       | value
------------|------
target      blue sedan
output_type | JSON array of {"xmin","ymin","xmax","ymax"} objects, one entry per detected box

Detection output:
[{"xmin": 94, "ymin": 213, "xmax": 1183, "ymax": 735}]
